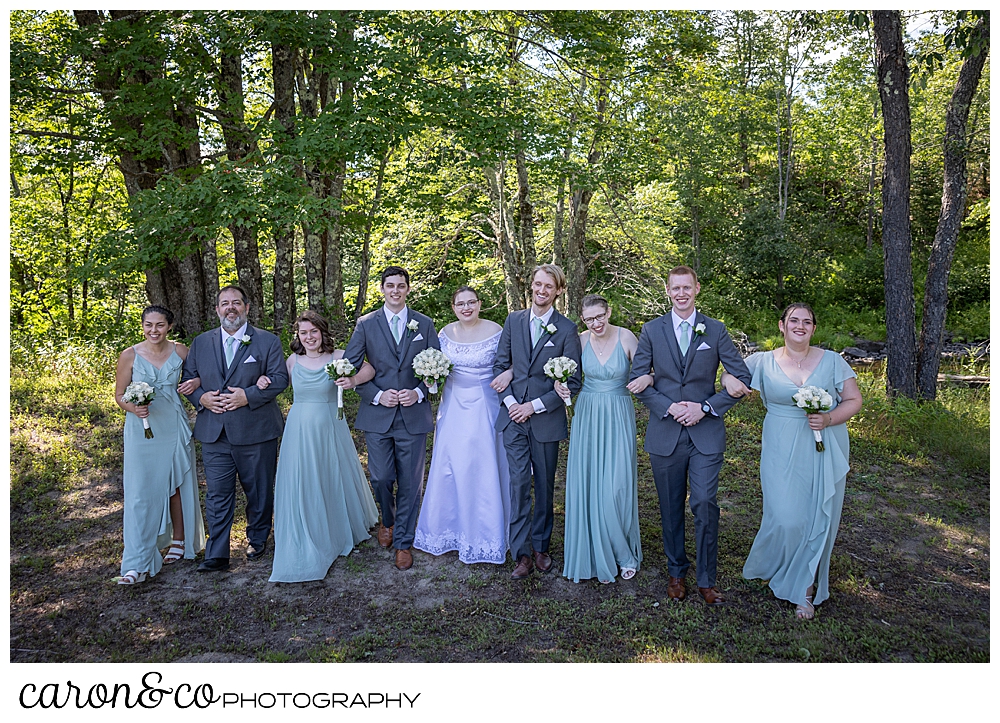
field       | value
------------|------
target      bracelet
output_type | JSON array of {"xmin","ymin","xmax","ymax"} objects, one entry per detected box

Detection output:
[{"xmin": 825, "ymin": 412, "xmax": 832, "ymax": 426}]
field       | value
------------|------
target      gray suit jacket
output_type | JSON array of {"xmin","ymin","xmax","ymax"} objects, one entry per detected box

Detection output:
[
  {"xmin": 344, "ymin": 307, "xmax": 440, "ymax": 435},
  {"xmin": 182, "ymin": 324, "xmax": 289, "ymax": 445},
  {"xmin": 629, "ymin": 312, "xmax": 750, "ymax": 457},
  {"xmin": 492, "ymin": 308, "xmax": 583, "ymax": 443}
]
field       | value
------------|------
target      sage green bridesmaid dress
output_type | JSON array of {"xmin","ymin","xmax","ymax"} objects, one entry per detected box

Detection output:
[
  {"xmin": 562, "ymin": 335, "xmax": 642, "ymax": 583},
  {"xmin": 742, "ymin": 350, "xmax": 856, "ymax": 607}
]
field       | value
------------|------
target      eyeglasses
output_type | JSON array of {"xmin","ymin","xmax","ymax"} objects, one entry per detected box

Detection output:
[
  {"xmin": 453, "ymin": 301, "xmax": 479, "ymax": 308},
  {"xmin": 582, "ymin": 312, "xmax": 607, "ymax": 325}
]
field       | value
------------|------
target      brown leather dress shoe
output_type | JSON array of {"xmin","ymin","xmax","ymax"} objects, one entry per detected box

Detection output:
[
  {"xmin": 394, "ymin": 548, "xmax": 413, "ymax": 570},
  {"xmin": 698, "ymin": 587, "xmax": 725, "ymax": 605},
  {"xmin": 511, "ymin": 555, "xmax": 533, "ymax": 579},
  {"xmin": 533, "ymin": 551, "xmax": 553, "ymax": 573},
  {"xmin": 667, "ymin": 576, "xmax": 687, "ymax": 601},
  {"xmin": 377, "ymin": 524, "xmax": 393, "ymax": 549}
]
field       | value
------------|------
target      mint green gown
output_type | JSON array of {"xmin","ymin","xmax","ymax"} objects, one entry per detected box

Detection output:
[
  {"xmin": 121, "ymin": 347, "xmax": 206, "ymax": 577},
  {"xmin": 269, "ymin": 362, "xmax": 379, "ymax": 583},
  {"xmin": 562, "ymin": 337, "xmax": 642, "ymax": 583},
  {"xmin": 742, "ymin": 350, "xmax": 856, "ymax": 606}
]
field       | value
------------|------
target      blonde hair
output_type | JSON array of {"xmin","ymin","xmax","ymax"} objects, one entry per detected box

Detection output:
[{"xmin": 532, "ymin": 264, "xmax": 567, "ymax": 291}]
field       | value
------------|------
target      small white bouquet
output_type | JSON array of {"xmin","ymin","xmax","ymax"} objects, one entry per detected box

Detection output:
[
  {"xmin": 543, "ymin": 356, "xmax": 578, "ymax": 407},
  {"xmin": 325, "ymin": 358, "xmax": 357, "ymax": 419},
  {"xmin": 792, "ymin": 385, "xmax": 834, "ymax": 452},
  {"xmin": 122, "ymin": 381, "xmax": 156, "ymax": 438},
  {"xmin": 412, "ymin": 348, "xmax": 453, "ymax": 394}
]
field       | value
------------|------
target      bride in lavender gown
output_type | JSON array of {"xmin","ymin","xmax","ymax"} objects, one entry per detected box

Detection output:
[{"xmin": 414, "ymin": 287, "xmax": 512, "ymax": 564}]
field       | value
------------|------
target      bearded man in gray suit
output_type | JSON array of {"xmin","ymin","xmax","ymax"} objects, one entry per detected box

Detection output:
[
  {"xmin": 344, "ymin": 266, "xmax": 440, "ymax": 571},
  {"xmin": 182, "ymin": 285, "xmax": 289, "ymax": 572},
  {"xmin": 629, "ymin": 266, "xmax": 750, "ymax": 604},
  {"xmin": 492, "ymin": 264, "xmax": 582, "ymax": 580}
]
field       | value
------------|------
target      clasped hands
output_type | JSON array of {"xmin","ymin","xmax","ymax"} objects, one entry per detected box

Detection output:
[
  {"xmin": 377, "ymin": 388, "xmax": 419, "ymax": 407},
  {"xmin": 200, "ymin": 387, "xmax": 249, "ymax": 413}
]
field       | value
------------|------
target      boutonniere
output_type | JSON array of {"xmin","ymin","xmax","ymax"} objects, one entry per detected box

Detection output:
[
  {"xmin": 543, "ymin": 323, "xmax": 558, "ymax": 336},
  {"xmin": 693, "ymin": 323, "xmax": 706, "ymax": 336},
  {"xmin": 406, "ymin": 319, "xmax": 420, "ymax": 336},
  {"xmin": 240, "ymin": 334, "xmax": 252, "ymax": 346}
]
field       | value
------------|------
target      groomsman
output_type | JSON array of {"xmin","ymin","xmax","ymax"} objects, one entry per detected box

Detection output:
[
  {"xmin": 182, "ymin": 286, "xmax": 289, "ymax": 572},
  {"xmin": 628, "ymin": 266, "xmax": 750, "ymax": 604},
  {"xmin": 345, "ymin": 266, "xmax": 440, "ymax": 571},
  {"xmin": 492, "ymin": 264, "xmax": 582, "ymax": 579}
]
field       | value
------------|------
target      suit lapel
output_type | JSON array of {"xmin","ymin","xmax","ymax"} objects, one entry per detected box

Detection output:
[
  {"xmin": 223, "ymin": 325, "xmax": 252, "ymax": 387},
  {"xmin": 528, "ymin": 310, "xmax": 552, "ymax": 368},
  {"xmin": 662, "ymin": 316, "xmax": 684, "ymax": 374},
  {"xmin": 211, "ymin": 328, "xmax": 226, "ymax": 380},
  {"xmin": 397, "ymin": 309, "xmax": 415, "ymax": 369},
  {"xmin": 376, "ymin": 307, "xmax": 400, "ymax": 360}
]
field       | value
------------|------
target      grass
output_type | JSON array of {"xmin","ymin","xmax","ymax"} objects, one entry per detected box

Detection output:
[{"xmin": 8, "ymin": 347, "xmax": 989, "ymax": 663}]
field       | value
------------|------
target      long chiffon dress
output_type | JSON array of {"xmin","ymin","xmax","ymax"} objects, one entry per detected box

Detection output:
[
  {"xmin": 269, "ymin": 361, "xmax": 379, "ymax": 583},
  {"xmin": 561, "ymin": 335, "xmax": 642, "ymax": 583},
  {"xmin": 413, "ymin": 330, "xmax": 511, "ymax": 564},
  {"xmin": 121, "ymin": 346, "xmax": 206, "ymax": 577},
  {"xmin": 741, "ymin": 350, "xmax": 856, "ymax": 606}
]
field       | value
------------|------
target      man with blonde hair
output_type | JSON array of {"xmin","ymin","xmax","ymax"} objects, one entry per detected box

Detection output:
[{"xmin": 491, "ymin": 264, "xmax": 582, "ymax": 579}]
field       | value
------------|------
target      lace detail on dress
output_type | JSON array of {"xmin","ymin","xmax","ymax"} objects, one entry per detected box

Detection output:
[
  {"xmin": 413, "ymin": 528, "xmax": 508, "ymax": 564},
  {"xmin": 439, "ymin": 329, "xmax": 501, "ymax": 370}
]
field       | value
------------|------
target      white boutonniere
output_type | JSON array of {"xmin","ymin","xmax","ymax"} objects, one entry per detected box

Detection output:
[
  {"xmin": 544, "ymin": 323, "xmax": 557, "ymax": 336},
  {"xmin": 240, "ymin": 334, "xmax": 252, "ymax": 346},
  {"xmin": 406, "ymin": 319, "xmax": 420, "ymax": 336},
  {"xmin": 694, "ymin": 323, "xmax": 706, "ymax": 336}
]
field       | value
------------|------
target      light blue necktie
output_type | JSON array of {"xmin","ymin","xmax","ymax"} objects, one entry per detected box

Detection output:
[
  {"xmin": 532, "ymin": 317, "xmax": 544, "ymax": 348},
  {"xmin": 679, "ymin": 320, "xmax": 691, "ymax": 356},
  {"xmin": 225, "ymin": 335, "xmax": 238, "ymax": 367},
  {"xmin": 391, "ymin": 314, "xmax": 402, "ymax": 344}
]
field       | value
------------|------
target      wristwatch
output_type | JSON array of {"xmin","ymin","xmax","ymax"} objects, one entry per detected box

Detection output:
[{"xmin": 701, "ymin": 402, "xmax": 712, "ymax": 415}]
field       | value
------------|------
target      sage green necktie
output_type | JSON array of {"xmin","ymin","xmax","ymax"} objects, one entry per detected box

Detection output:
[
  {"xmin": 225, "ymin": 335, "xmax": 238, "ymax": 367},
  {"xmin": 391, "ymin": 314, "xmax": 401, "ymax": 344},
  {"xmin": 679, "ymin": 320, "xmax": 691, "ymax": 355},
  {"xmin": 533, "ymin": 317, "xmax": 544, "ymax": 348}
]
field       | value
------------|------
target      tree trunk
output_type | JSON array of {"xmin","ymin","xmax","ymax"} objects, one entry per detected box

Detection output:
[
  {"xmin": 873, "ymin": 10, "xmax": 917, "ymax": 399},
  {"xmin": 354, "ymin": 149, "xmax": 389, "ymax": 321},
  {"xmin": 916, "ymin": 14, "xmax": 989, "ymax": 400},
  {"xmin": 271, "ymin": 40, "xmax": 297, "ymax": 334},
  {"xmin": 485, "ymin": 163, "xmax": 526, "ymax": 313},
  {"xmin": 566, "ymin": 188, "xmax": 592, "ymax": 318}
]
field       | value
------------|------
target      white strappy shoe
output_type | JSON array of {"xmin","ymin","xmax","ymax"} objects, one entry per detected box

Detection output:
[
  {"xmin": 162, "ymin": 540, "xmax": 185, "ymax": 564},
  {"xmin": 118, "ymin": 570, "xmax": 148, "ymax": 586}
]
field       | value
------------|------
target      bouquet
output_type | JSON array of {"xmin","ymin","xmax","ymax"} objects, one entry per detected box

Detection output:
[
  {"xmin": 325, "ymin": 358, "xmax": 357, "ymax": 420},
  {"xmin": 543, "ymin": 355, "xmax": 578, "ymax": 422},
  {"xmin": 792, "ymin": 385, "xmax": 834, "ymax": 452},
  {"xmin": 122, "ymin": 381, "xmax": 156, "ymax": 438},
  {"xmin": 412, "ymin": 348, "xmax": 453, "ymax": 395}
]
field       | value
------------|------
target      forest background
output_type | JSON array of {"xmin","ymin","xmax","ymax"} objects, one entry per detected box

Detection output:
[{"xmin": 9, "ymin": 9, "xmax": 990, "ymax": 370}]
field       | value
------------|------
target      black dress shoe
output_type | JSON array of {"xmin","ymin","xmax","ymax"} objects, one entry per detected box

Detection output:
[
  {"xmin": 246, "ymin": 540, "xmax": 269, "ymax": 560},
  {"xmin": 197, "ymin": 558, "xmax": 230, "ymax": 573}
]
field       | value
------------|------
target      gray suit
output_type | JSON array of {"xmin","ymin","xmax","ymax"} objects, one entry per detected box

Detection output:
[
  {"xmin": 629, "ymin": 311, "xmax": 750, "ymax": 588},
  {"xmin": 344, "ymin": 307, "xmax": 439, "ymax": 549},
  {"xmin": 182, "ymin": 325, "xmax": 289, "ymax": 561},
  {"xmin": 493, "ymin": 308, "xmax": 582, "ymax": 560}
]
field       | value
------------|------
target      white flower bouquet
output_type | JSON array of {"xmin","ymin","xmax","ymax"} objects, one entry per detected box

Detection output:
[
  {"xmin": 122, "ymin": 381, "xmax": 156, "ymax": 438},
  {"xmin": 326, "ymin": 358, "xmax": 357, "ymax": 419},
  {"xmin": 412, "ymin": 348, "xmax": 453, "ymax": 394},
  {"xmin": 543, "ymin": 356, "xmax": 578, "ymax": 407},
  {"xmin": 792, "ymin": 385, "xmax": 834, "ymax": 452}
]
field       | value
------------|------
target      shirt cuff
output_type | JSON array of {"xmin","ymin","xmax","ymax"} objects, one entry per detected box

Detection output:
[
  {"xmin": 414, "ymin": 387, "xmax": 424, "ymax": 403},
  {"xmin": 372, "ymin": 390, "xmax": 383, "ymax": 405},
  {"xmin": 531, "ymin": 398, "xmax": 546, "ymax": 414},
  {"xmin": 705, "ymin": 402, "xmax": 718, "ymax": 417},
  {"xmin": 503, "ymin": 395, "xmax": 516, "ymax": 410}
]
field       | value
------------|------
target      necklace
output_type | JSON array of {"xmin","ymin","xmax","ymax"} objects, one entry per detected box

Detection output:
[
  {"xmin": 783, "ymin": 346, "xmax": 811, "ymax": 368},
  {"xmin": 305, "ymin": 351, "xmax": 323, "ymax": 359},
  {"xmin": 591, "ymin": 329, "xmax": 614, "ymax": 357}
]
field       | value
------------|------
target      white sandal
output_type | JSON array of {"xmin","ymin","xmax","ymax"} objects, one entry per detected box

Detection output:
[
  {"xmin": 795, "ymin": 595, "xmax": 815, "ymax": 620},
  {"xmin": 163, "ymin": 540, "xmax": 185, "ymax": 565},
  {"xmin": 118, "ymin": 570, "xmax": 148, "ymax": 586},
  {"xmin": 621, "ymin": 567, "xmax": 637, "ymax": 580}
]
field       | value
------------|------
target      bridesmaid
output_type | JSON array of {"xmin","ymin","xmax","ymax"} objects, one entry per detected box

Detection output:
[
  {"xmin": 114, "ymin": 306, "xmax": 206, "ymax": 585},
  {"xmin": 413, "ymin": 286, "xmax": 513, "ymax": 564},
  {"xmin": 264, "ymin": 311, "xmax": 380, "ymax": 583},
  {"xmin": 724, "ymin": 303, "xmax": 863, "ymax": 619},
  {"xmin": 555, "ymin": 294, "xmax": 652, "ymax": 583}
]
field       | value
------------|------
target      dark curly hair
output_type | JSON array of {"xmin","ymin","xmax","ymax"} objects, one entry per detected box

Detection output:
[{"xmin": 289, "ymin": 310, "xmax": 338, "ymax": 354}]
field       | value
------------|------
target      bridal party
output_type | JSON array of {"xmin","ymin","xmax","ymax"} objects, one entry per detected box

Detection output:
[{"xmin": 114, "ymin": 262, "xmax": 861, "ymax": 621}]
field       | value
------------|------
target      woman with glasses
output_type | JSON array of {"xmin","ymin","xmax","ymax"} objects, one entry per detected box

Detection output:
[
  {"xmin": 555, "ymin": 294, "xmax": 652, "ymax": 583},
  {"xmin": 413, "ymin": 287, "xmax": 513, "ymax": 564}
]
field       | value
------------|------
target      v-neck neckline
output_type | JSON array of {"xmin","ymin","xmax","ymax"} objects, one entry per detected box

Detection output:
[
  {"xmin": 587, "ymin": 329, "xmax": 621, "ymax": 368},
  {"xmin": 135, "ymin": 344, "xmax": 176, "ymax": 372},
  {"xmin": 772, "ymin": 348, "xmax": 823, "ymax": 387}
]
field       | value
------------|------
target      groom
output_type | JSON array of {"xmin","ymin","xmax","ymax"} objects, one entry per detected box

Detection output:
[
  {"xmin": 345, "ymin": 266, "xmax": 440, "ymax": 571},
  {"xmin": 629, "ymin": 265, "xmax": 750, "ymax": 604},
  {"xmin": 492, "ymin": 264, "xmax": 582, "ymax": 579},
  {"xmin": 182, "ymin": 285, "xmax": 289, "ymax": 572}
]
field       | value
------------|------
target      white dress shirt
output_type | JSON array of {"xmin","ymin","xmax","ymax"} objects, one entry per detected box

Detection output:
[
  {"xmin": 372, "ymin": 305, "xmax": 424, "ymax": 405},
  {"xmin": 221, "ymin": 321, "xmax": 249, "ymax": 365},
  {"xmin": 504, "ymin": 306, "xmax": 555, "ymax": 414}
]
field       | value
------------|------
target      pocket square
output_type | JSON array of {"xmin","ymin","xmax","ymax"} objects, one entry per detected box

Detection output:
[
  {"xmin": 413, "ymin": 333, "xmax": 424, "ymax": 342},
  {"xmin": 244, "ymin": 355, "xmax": 257, "ymax": 363},
  {"xmin": 544, "ymin": 340, "xmax": 555, "ymax": 347},
  {"xmin": 696, "ymin": 342, "xmax": 711, "ymax": 351}
]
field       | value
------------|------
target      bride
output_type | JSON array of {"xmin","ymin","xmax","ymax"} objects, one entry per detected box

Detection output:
[{"xmin": 413, "ymin": 287, "xmax": 513, "ymax": 564}]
